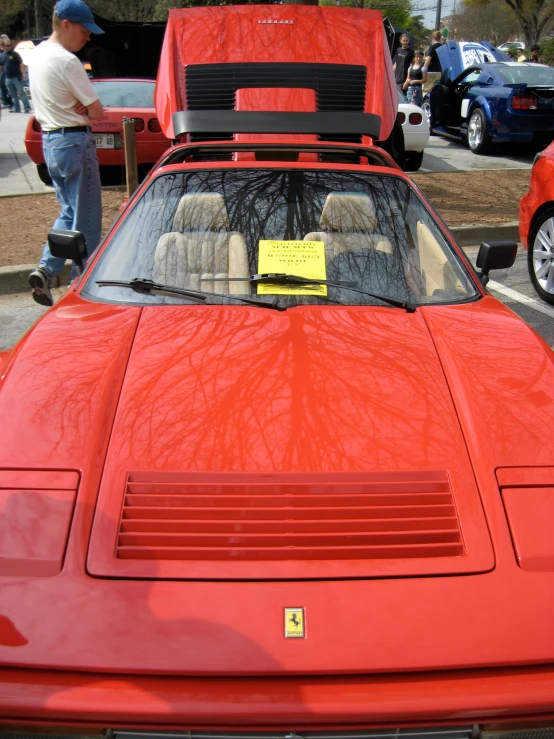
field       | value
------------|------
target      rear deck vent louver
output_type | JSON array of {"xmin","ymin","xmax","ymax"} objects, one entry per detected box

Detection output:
[
  {"xmin": 184, "ymin": 62, "xmax": 367, "ymax": 143},
  {"xmin": 116, "ymin": 471, "xmax": 464, "ymax": 563},
  {"xmin": 113, "ymin": 728, "xmax": 475, "ymax": 739}
]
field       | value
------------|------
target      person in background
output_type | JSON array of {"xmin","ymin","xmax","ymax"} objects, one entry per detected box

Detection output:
[
  {"xmin": 0, "ymin": 35, "xmax": 13, "ymax": 108},
  {"xmin": 0, "ymin": 38, "xmax": 31, "ymax": 113},
  {"xmin": 529, "ymin": 44, "xmax": 543, "ymax": 63},
  {"xmin": 506, "ymin": 47, "xmax": 518, "ymax": 61},
  {"xmin": 517, "ymin": 49, "xmax": 527, "ymax": 62},
  {"xmin": 403, "ymin": 50, "xmax": 427, "ymax": 107},
  {"xmin": 27, "ymin": 0, "xmax": 105, "ymax": 307},
  {"xmin": 423, "ymin": 30, "xmax": 443, "ymax": 94},
  {"xmin": 393, "ymin": 33, "xmax": 414, "ymax": 87}
]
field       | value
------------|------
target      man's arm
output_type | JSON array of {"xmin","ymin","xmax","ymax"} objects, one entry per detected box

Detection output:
[
  {"xmin": 86, "ymin": 98, "xmax": 104, "ymax": 119},
  {"xmin": 66, "ymin": 56, "xmax": 104, "ymax": 119},
  {"xmin": 424, "ymin": 46, "xmax": 432, "ymax": 68},
  {"xmin": 74, "ymin": 98, "xmax": 104, "ymax": 119}
]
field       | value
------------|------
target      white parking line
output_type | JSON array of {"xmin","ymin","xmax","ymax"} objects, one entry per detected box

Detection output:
[{"xmin": 488, "ymin": 280, "xmax": 554, "ymax": 318}]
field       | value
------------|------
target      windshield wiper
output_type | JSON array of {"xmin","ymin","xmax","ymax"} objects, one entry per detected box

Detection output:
[
  {"xmin": 96, "ymin": 278, "xmax": 286, "ymax": 311},
  {"xmin": 203, "ymin": 273, "xmax": 416, "ymax": 312}
]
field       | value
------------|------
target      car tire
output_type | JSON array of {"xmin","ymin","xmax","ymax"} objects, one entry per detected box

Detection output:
[
  {"xmin": 467, "ymin": 108, "xmax": 491, "ymax": 155},
  {"xmin": 402, "ymin": 150, "xmax": 424, "ymax": 171},
  {"xmin": 528, "ymin": 206, "xmax": 554, "ymax": 304},
  {"xmin": 421, "ymin": 97, "xmax": 432, "ymax": 131},
  {"xmin": 37, "ymin": 163, "xmax": 52, "ymax": 186}
]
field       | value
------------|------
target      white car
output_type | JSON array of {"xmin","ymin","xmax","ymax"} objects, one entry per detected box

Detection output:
[
  {"xmin": 397, "ymin": 89, "xmax": 430, "ymax": 171},
  {"xmin": 498, "ymin": 41, "xmax": 526, "ymax": 52}
]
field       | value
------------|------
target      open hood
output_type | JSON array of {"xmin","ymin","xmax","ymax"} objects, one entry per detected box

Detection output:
[
  {"xmin": 155, "ymin": 5, "xmax": 398, "ymax": 141},
  {"xmin": 80, "ymin": 14, "xmax": 165, "ymax": 79},
  {"xmin": 436, "ymin": 40, "xmax": 510, "ymax": 80}
]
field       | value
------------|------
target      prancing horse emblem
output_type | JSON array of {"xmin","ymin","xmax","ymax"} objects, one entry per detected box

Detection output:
[{"xmin": 284, "ymin": 607, "xmax": 305, "ymax": 638}]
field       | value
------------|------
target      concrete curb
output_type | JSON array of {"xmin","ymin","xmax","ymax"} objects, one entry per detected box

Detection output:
[
  {"xmin": 0, "ymin": 223, "xmax": 521, "ymax": 296},
  {"xmin": 0, "ymin": 184, "xmax": 126, "ymax": 198},
  {"xmin": 0, "ymin": 263, "xmax": 71, "ymax": 295},
  {"xmin": 451, "ymin": 222, "xmax": 519, "ymax": 246}
]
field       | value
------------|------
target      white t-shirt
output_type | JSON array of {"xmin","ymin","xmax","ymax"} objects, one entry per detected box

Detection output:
[{"xmin": 28, "ymin": 40, "xmax": 98, "ymax": 131}]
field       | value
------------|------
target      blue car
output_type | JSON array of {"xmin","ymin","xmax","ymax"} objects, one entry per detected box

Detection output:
[{"xmin": 429, "ymin": 40, "xmax": 554, "ymax": 154}]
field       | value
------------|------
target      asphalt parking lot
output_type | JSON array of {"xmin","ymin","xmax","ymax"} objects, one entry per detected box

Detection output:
[{"xmin": 420, "ymin": 135, "xmax": 535, "ymax": 173}]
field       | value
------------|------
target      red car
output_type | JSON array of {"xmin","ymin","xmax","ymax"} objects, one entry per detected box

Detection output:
[
  {"xmin": 24, "ymin": 78, "xmax": 170, "ymax": 184},
  {"xmin": 2, "ymin": 4, "xmax": 554, "ymax": 734},
  {"xmin": 519, "ymin": 140, "xmax": 554, "ymax": 303}
]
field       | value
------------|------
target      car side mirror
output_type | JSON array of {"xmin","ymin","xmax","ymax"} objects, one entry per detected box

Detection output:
[
  {"xmin": 48, "ymin": 229, "xmax": 87, "ymax": 272},
  {"xmin": 476, "ymin": 240, "xmax": 517, "ymax": 285}
]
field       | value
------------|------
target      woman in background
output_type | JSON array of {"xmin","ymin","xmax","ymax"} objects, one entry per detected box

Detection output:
[{"xmin": 403, "ymin": 50, "xmax": 427, "ymax": 107}]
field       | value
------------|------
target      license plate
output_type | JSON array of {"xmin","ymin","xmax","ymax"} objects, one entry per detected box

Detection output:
[{"xmin": 94, "ymin": 134, "xmax": 115, "ymax": 149}]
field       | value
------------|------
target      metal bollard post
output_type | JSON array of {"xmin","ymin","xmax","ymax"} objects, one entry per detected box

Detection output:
[{"xmin": 123, "ymin": 117, "xmax": 139, "ymax": 198}]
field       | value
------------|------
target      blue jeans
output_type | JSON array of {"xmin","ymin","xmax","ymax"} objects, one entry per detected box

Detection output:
[
  {"xmin": 0, "ymin": 71, "xmax": 11, "ymax": 106},
  {"xmin": 406, "ymin": 85, "xmax": 423, "ymax": 107},
  {"xmin": 6, "ymin": 77, "xmax": 30, "ymax": 112},
  {"xmin": 40, "ymin": 131, "xmax": 102, "ymax": 279}
]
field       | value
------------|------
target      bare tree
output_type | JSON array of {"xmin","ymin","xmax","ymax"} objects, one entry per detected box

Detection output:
[
  {"xmin": 464, "ymin": 0, "xmax": 554, "ymax": 45},
  {"xmin": 449, "ymin": 0, "xmax": 519, "ymax": 43}
]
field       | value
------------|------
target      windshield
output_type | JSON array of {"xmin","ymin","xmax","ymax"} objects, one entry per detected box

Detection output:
[
  {"xmin": 491, "ymin": 63, "xmax": 554, "ymax": 85},
  {"xmin": 91, "ymin": 80, "xmax": 155, "ymax": 108},
  {"xmin": 84, "ymin": 169, "xmax": 478, "ymax": 308}
]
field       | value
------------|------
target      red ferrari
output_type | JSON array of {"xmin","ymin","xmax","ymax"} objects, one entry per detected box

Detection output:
[
  {"xmin": 2, "ymin": 4, "xmax": 554, "ymax": 734},
  {"xmin": 24, "ymin": 78, "xmax": 170, "ymax": 184},
  {"xmin": 519, "ymin": 140, "xmax": 554, "ymax": 303}
]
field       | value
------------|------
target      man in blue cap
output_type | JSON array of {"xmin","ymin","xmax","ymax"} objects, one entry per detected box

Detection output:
[{"xmin": 27, "ymin": 0, "xmax": 105, "ymax": 307}]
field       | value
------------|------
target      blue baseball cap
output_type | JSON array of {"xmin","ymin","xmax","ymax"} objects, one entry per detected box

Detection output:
[{"xmin": 54, "ymin": 0, "xmax": 104, "ymax": 34}]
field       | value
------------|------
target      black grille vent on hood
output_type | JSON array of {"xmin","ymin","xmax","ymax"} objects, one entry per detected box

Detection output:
[{"xmin": 184, "ymin": 62, "xmax": 367, "ymax": 143}]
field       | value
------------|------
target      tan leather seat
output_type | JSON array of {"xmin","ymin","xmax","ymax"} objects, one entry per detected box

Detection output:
[
  {"xmin": 416, "ymin": 220, "xmax": 463, "ymax": 295},
  {"xmin": 304, "ymin": 192, "xmax": 393, "ymax": 259},
  {"xmin": 153, "ymin": 193, "xmax": 249, "ymax": 295}
]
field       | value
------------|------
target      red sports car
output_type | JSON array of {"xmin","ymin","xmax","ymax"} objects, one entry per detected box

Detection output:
[
  {"xmin": 519, "ymin": 140, "xmax": 554, "ymax": 303},
  {"xmin": 1, "ymin": 4, "xmax": 554, "ymax": 735},
  {"xmin": 24, "ymin": 78, "xmax": 170, "ymax": 184}
]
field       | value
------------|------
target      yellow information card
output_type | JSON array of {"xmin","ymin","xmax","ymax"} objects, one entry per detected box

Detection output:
[{"xmin": 257, "ymin": 240, "xmax": 327, "ymax": 296}]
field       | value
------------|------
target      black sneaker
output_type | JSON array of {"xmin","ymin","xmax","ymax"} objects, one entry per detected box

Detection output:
[{"xmin": 28, "ymin": 268, "xmax": 53, "ymax": 307}]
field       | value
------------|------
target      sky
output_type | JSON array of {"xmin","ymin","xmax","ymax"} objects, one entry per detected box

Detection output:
[{"xmin": 418, "ymin": 0, "xmax": 457, "ymax": 31}]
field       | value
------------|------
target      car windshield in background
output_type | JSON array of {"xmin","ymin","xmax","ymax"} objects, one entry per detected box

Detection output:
[
  {"xmin": 84, "ymin": 169, "xmax": 478, "ymax": 308},
  {"xmin": 492, "ymin": 63, "xmax": 554, "ymax": 85},
  {"xmin": 91, "ymin": 80, "xmax": 155, "ymax": 108}
]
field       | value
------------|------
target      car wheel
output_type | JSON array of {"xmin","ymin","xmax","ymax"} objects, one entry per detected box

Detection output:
[
  {"xmin": 528, "ymin": 207, "xmax": 554, "ymax": 304},
  {"xmin": 402, "ymin": 150, "xmax": 424, "ymax": 171},
  {"xmin": 421, "ymin": 97, "xmax": 431, "ymax": 125},
  {"xmin": 37, "ymin": 163, "xmax": 52, "ymax": 186},
  {"xmin": 467, "ymin": 108, "xmax": 491, "ymax": 155}
]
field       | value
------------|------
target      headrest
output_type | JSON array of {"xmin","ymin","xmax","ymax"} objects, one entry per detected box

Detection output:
[
  {"xmin": 319, "ymin": 192, "xmax": 377, "ymax": 231},
  {"xmin": 173, "ymin": 193, "xmax": 230, "ymax": 231}
]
